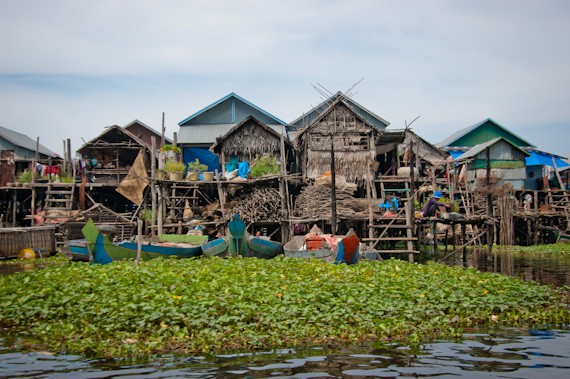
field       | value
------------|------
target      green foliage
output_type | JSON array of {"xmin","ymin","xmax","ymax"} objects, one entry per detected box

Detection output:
[
  {"xmin": 17, "ymin": 169, "xmax": 32, "ymax": 184},
  {"xmin": 164, "ymin": 159, "xmax": 185, "ymax": 173},
  {"xmin": 59, "ymin": 176, "xmax": 75, "ymax": 183},
  {"xmin": 160, "ymin": 144, "xmax": 182, "ymax": 155},
  {"xmin": 439, "ymin": 196, "xmax": 460, "ymax": 212},
  {"xmin": 187, "ymin": 159, "xmax": 207, "ymax": 173},
  {"xmin": 497, "ymin": 243, "xmax": 570, "ymax": 255},
  {"xmin": 250, "ymin": 154, "xmax": 280, "ymax": 178},
  {"xmin": 0, "ymin": 257, "xmax": 568, "ymax": 358},
  {"xmin": 140, "ymin": 209, "xmax": 153, "ymax": 221}
]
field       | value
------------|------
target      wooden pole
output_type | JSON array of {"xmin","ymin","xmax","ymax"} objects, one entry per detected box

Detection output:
[
  {"xmin": 151, "ymin": 136, "xmax": 157, "ymax": 239},
  {"xmin": 279, "ymin": 125, "xmax": 290, "ymax": 243},
  {"xmin": 161, "ymin": 112, "xmax": 165, "ymax": 148},
  {"xmin": 67, "ymin": 138, "xmax": 72, "ymax": 175},
  {"xmin": 330, "ymin": 134, "xmax": 337, "ymax": 234},
  {"xmin": 408, "ymin": 141, "xmax": 416, "ymax": 261},
  {"xmin": 486, "ymin": 146, "xmax": 494, "ymax": 253},
  {"xmin": 135, "ymin": 219, "xmax": 142, "ymax": 266}
]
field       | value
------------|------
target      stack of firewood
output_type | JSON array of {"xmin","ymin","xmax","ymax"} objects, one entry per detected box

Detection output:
[
  {"xmin": 293, "ymin": 183, "xmax": 368, "ymax": 220},
  {"xmin": 225, "ymin": 187, "xmax": 283, "ymax": 223}
]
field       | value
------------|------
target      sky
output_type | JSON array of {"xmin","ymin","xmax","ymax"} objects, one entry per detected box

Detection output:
[{"xmin": 1, "ymin": 0, "xmax": 569, "ymax": 159}]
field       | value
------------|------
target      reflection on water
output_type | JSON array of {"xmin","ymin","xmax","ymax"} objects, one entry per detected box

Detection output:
[
  {"xmin": 445, "ymin": 249, "xmax": 570, "ymax": 287},
  {"xmin": 1, "ymin": 330, "xmax": 569, "ymax": 378}
]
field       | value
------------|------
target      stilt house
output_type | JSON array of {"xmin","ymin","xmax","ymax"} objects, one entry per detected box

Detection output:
[
  {"xmin": 295, "ymin": 96, "xmax": 383, "ymax": 182},
  {"xmin": 454, "ymin": 137, "xmax": 529, "ymax": 190},
  {"xmin": 210, "ymin": 116, "xmax": 294, "ymax": 175}
]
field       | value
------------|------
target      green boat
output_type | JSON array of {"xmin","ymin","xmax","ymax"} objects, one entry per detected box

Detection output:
[
  {"xmin": 82, "ymin": 219, "xmax": 207, "ymax": 264},
  {"xmin": 202, "ymin": 214, "xmax": 282, "ymax": 258}
]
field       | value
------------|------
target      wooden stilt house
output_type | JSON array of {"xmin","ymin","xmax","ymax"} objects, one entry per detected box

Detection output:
[
  {"xmin": 210, "ymin": 116, "xmax": 294, "ymax": 240},
  {"xmin": 295, "ymin": 96, "xmax": 382, "ymax": 183}
]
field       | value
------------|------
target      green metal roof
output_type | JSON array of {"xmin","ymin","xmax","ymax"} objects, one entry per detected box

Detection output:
[{"xmin": 436, "ymin": 118, "xmax": 535, "ymax": 149}]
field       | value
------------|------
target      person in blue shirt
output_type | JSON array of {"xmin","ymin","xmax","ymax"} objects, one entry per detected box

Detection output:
[{"xmin": 420, "ymin": 190, "xmax": 451, "ymax": 217}]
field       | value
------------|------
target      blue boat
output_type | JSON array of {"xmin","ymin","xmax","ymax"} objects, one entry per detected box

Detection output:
[
  {"xmin": 61, "ymin": 239, "xmax": 90, "ymax": 262},
  {"xmin": 202, "ymin": 214, "xmax": 282, "ymax": 259}
]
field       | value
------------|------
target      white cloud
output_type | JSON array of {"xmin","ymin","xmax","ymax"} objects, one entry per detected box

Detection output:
[{"xmin": 0, "ymin": 0, "xmax": 569, "ymax": 158}]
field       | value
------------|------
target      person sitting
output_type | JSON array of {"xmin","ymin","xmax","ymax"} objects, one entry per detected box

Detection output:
[{"xmin": 420, "ymin": 190, "xmax": 452, "ymax": 217}]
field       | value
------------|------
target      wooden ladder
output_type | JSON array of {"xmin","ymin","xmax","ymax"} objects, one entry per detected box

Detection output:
[
  {"xmin": 364, "ymin": 204, "xmax": 418, "ymax": 263},
  {"xmin": 547, "ymin": 189, "xmax": 570, "ymax": 231},
  {"xmin": 44, "ymin": 183, "xmax": 75, "ymax": 220},
  {"xmin": 167, "ymin": 183, "xmax": 201, "ymax": 225}
]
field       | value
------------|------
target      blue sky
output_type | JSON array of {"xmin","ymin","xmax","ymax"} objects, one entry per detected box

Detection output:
[{"xmin": 1, "ymin": 0, "xmax": 569, "ymax": 158}]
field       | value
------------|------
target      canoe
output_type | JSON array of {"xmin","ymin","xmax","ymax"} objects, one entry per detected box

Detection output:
[
  {"xmin": 284, "ymin": 228, "xmax": 360, "ymax": 265},
  {"xmin": 82, "ymin": 219, "xmax": 207, "ymax": 264},
  {"xmin": 61, "ymin": 239, "xmax": 90, "ymax": 262},
  {"xmin": 202, "ymin": 214, "xmax": 282, "ymax": 259},
  {"xmin": 283, "ymin": 235, "xmax": 335, "ymax": 262}
]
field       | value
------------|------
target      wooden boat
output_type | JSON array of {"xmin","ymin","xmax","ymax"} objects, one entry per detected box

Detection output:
[
  {"xmin": 82, "ymin": 219, "xmax": 207, "ymax": 264},
  {"xmin": 283, "ymin": 236, "xmax": 335, "ymax": 262},
  {"xmin": 61, "ymin": 239, "xmax": 90, "ymax": 262},
  {"xmin": 202, "ymin": 214, "xmax": 282, "ymax": 259},
  {"xmin": 284, "ymin": 227, "xmax": 360, "ymax": 265}
]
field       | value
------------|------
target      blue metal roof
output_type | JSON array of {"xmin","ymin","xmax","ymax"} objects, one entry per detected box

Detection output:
[
  {"xmin": 178, "ymin": 92, "xmax": 287, "ymax": 126},
  {"xmin": 525, "ymin": 149, "xmax": 570, "ymax": 169}
]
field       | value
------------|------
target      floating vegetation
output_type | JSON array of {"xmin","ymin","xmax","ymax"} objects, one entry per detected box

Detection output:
[
  {"xmin": 0, "ymin": 257, "xmax": 568, "ymax": 358},
  {"xmin": 496, "ymin": 243, "xmax": 570, "ymax": 255}
]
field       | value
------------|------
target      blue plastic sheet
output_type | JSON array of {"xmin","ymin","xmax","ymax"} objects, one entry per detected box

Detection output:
[{"xmin": 183, "ymin": 147, "xmax": 221, "ymax": 173}]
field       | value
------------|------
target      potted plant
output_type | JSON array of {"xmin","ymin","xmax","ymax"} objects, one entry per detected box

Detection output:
[
  {"xmin": 160, "ymin": 144, "xmax": 182, "ymax": 159},
  {"xmin": 186, "ymin": 159, "xmax": 208, "ymax": 181},
  {"xmin": 164, "ymin": 159, "xmax": 186, "ymax": 181},
  {"xmin": 17, "ymin": 169, "xmax": 32, "ymax": 186}
]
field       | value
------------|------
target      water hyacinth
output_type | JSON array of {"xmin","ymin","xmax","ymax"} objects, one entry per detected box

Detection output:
[{"xmin": 0, "ymin": 257, "xmax": 568, "ymax": 358}]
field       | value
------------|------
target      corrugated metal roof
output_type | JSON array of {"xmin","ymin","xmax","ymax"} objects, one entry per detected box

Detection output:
[
  {"xmin": 454, "ymin": 137, "xmax": 529, "ymax": 161},
  {"xmin": 178, "ymin": 124, "xmax": 287, "ymax": 145},
  {"xmin": 178, "ymin": 92, "xmax": 287, "ymax": 126},
  {"xmin": 124, "ymin": 119, "xmax": 173, "ymax": 144},
  {"xmin": 0, "ymin": 125, "xmax": 58, "ymax": 157},
  {"xmin": 436, "ymin": 117, "xmax": 535, "ymax": 148}
]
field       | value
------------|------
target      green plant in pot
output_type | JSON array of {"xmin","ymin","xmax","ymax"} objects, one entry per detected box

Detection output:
[
  {"xmin": 17, "ymin": 169, "xmax": 32, "ymax": 186},
  {"xmin": 186, "ymin": 159, "xmax": 207, "ymax": 181},
  {"xmin": 164, "ymin": 159, "xmax": 186, "ymax": 181}
]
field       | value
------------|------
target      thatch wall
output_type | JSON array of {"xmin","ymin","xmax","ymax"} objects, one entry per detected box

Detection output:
[
  {"xmin": 218, "ymin": 119, "xmax": 281, "ymax": 158},
  {"xmin": 297, "ymin": 101, "xmax": 380, "ymax": 181}
]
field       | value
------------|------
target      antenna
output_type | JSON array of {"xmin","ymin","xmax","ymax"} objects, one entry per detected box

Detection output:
[{"xmin": 405, "ymin": 115, "xmax": 420, "ymax": 130}]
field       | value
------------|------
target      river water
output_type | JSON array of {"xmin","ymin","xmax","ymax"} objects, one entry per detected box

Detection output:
[{"xmin": 1, "ymin": 251, "xmax": 569, "ymax": 378}]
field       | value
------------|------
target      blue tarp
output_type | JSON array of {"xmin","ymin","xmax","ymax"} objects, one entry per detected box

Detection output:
[
  {"xmin": 183, "ymin": 147, "xmax": 221, "ymax": 173},
  {"xmin": 525, "ymin": 151, "xmax": 570, "ymax": 169},
  {"xmin": 449, "ymin": 151, "xmax": 464, "ymax": 160}
]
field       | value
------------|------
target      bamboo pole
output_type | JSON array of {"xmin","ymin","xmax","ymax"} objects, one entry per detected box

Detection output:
[
  {"xmin": 135, "ymin": 219, "xmax": 142, "ymax": 266},
  {"xmin": 486, "ymin": 147, "xmax": 494, "ymax": 253},
  {"xmin": 279, "ymin": 125, "xmax": 289, "ymax": 243},
  {"xmin": 330, "ymin": 134, "xmax": 337, "ymax": 234},
  {"xmin": 151, "ymin": 136, "xmax": 157, "ymax": 239}
]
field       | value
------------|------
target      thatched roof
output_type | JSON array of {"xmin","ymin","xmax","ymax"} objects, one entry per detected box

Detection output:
[
  {"xmin": 403, "ymin": 130, "xmax": 449, "ymax": 167},
  {"xmin": 210, "ymin": 116, "xmax": 292, "ymax": 157},
  {"xmin": 296, "ymin": 97, "xmax": 381, "ymax": 182}
]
